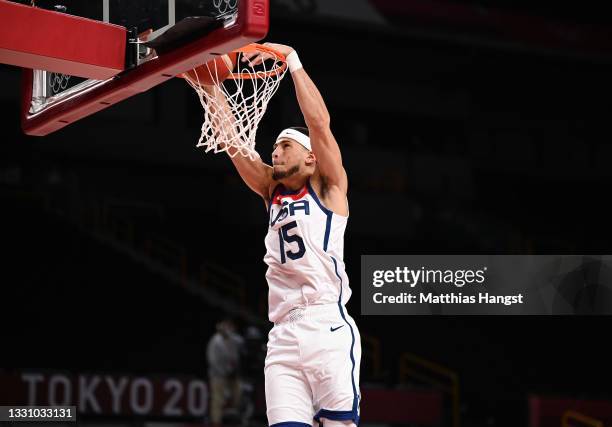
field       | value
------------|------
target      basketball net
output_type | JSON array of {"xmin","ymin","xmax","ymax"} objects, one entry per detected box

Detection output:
[{"xmin": 184, "ymin": 44, "xmax": 287, "ymax": 160}]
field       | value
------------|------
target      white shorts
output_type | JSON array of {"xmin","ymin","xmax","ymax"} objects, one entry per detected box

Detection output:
[{"xmin": 265, "ymin": 303, "xmax": 361, "ymax": 427}]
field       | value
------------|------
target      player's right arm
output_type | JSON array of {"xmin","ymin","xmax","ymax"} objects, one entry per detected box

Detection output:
[
  {"xmin": 194, "ymin": 83, "xmax": 273, "ymax": 200},
  {"xmin": 228, "ymin": 145, "xmax": 273, "ymax": 200}
]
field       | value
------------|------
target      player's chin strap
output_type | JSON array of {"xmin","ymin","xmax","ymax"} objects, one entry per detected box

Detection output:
[{"xmin": 276, "ymin": 128, "xmax": 311, "ymax": 152}]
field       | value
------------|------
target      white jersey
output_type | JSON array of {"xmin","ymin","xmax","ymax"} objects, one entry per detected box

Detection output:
[{"xmin": 264, "ymin": 180, "xmax": 351, "ymax": 323}]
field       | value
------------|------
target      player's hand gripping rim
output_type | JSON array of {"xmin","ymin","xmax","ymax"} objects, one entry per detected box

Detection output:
[{"xmin": 241, "ymin": 42, "xmax": 294, "ymax": 66}]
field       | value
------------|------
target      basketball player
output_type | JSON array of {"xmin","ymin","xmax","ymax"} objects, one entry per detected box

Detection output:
[{"xmin": 190, "ymin": 42, "xmax": 361, "ymax": 427}]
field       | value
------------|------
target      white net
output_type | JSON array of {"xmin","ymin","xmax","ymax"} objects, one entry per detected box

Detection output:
[{"xmin": 184, "ymin": 44, "xmax": 288, "ymax": 161}]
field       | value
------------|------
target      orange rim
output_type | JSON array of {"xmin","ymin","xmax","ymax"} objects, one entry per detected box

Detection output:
[{"xmin": 228, "ymin": 43, "xmax": 287, "ymax": 80}]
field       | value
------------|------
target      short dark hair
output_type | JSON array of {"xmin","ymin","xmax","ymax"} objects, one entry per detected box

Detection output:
[{"xmin": 289, "ymin": 126, "xmax": 309, "ymax": 136}]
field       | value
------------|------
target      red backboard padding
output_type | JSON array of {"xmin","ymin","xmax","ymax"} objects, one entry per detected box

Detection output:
[{"xmin": 0, "ymin": 0, "xmax": 126, "ymax": 79}]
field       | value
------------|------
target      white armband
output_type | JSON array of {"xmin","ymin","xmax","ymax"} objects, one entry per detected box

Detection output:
[{"xmin": 286, "ymin": 50, "xmax": 303, "ymax": 73}]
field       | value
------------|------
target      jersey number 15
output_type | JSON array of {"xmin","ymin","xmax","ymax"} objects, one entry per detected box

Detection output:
[{"xmin": 278, "ymin": 221, "xmax": 305, "ymax": 263}]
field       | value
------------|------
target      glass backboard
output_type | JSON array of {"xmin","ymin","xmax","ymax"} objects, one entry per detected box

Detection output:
[{"xmin": 13, "ymin": 0, "xmax": 267, "ymax": 135}]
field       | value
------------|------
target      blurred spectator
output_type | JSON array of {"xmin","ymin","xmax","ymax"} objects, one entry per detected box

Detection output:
[{"xmin": 207, "ymin": 317, "xmax": 244, "ymax": 427}]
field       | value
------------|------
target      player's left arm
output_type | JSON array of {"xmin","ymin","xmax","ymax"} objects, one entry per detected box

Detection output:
[
  {"xmin": 244, "ymin": 43, "xmax": 348, "ymax": 196},
  {"xmin": 290, "ymin": 65, "xmax": 348, "ymax": 195}
]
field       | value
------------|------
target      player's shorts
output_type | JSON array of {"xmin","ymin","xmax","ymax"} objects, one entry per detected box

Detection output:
[{"xmin": 265, "ymin": 302, "xmax": 361, "ymax": 427}]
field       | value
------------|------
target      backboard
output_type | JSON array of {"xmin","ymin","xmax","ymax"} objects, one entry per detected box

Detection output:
[
  {"xmin": 29, "ymin": 0, "xmax": 239, "ymax": 41},
  {"xmin": 1, "ymin": 0, "xmax": 268, "ymax": 135}
]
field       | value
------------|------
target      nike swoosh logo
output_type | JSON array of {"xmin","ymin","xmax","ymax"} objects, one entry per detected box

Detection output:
[{"xmin": 330, "ymin": 325, "xmax": 345, "ymax": 332}]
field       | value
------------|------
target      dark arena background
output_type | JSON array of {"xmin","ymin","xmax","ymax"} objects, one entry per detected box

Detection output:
[{"xmin": 2, "ymin": 1, "xmax": 612, "ymax": 427}]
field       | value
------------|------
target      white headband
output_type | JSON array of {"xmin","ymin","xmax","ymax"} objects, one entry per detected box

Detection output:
[{"xmin": 275, "ymin": 128, "xmax": 311, "ymax": 151}]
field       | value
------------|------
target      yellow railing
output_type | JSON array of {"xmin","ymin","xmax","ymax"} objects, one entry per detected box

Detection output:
[
  {"xmin": 4, "ymin": 186, "xmax": 252, "ymax": 311},
  {"xmin": 562, "ymin": 411, "xmax": 603, "ymax": 427},
  {"xmin": 200, "ymin": 261, "xmax": 248, "ymax": 308},
  {"xmin": 92, "ymin": 196, "xmax": 250, "ymax": 308},
  {"xmin": 144, "ymin": 233, "xmax": 189, "ymax": 286},
  {"xmin": 399, "ymin": 352, "xmax": 460, "ymax": 427}
]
